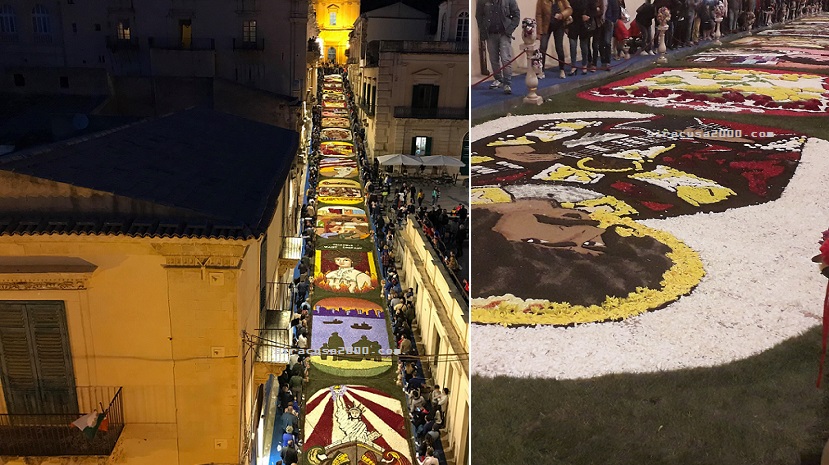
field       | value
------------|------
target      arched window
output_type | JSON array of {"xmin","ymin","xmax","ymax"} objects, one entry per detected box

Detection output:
[
  {"xmin": 327, "ymin": 46, "xmax": 336, "ymax": 63},
  {"xmin": 32, "ymin": 4, "xmax": 50, "ymax": 37},
  {"xmin": 455, "ymin": 11, "xmax": 469, "ymax": 42},
  {"xmin": 0, "ymin": 5, "xmax": 16, "ymax": 34}
]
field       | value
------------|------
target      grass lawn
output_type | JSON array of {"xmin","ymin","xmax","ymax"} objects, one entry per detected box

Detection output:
[
  {"xmin": 471, "ymin": 31, "xmax": 829, "ymax": 464},
  {"xmin": 472, "ymin": 327, "xmax": 828, "ymax": 465}
]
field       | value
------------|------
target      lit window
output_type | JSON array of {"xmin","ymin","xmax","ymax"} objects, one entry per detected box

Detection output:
[
  {"xmin": 117, "ymin": 19, "xmax": 130, "ymax": 40},
  {"xmin": 455, "ymin": 12, "xmax": 469, "ymax": 42},
  {"xmin": 329, "ymin": 11, "xmax": 336, "ymax": 26},
  {"xmin": 243, "ymin": 20, "xmax": 256, "ymax": 42},
  {"xmin": 0, "ymin": 5, "xmax": 16, "ymax": 34},
  {"xmin": 413, "ymin": 136, "xmax": 431, "ymax": 156}
]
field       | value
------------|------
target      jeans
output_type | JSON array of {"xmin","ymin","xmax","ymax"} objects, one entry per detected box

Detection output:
[
  {"xmin": 685, "ymin": 10, "xmax": 696, "ymax": 43},
  {"xmin": 590, "ymin": 27, "xmax": 601, "ymax": 65},
  {"xmin": 486, "ymin": 34, "xmax": 513, "ymax": 85},
  {"xmin": 637, "ymin": 21, "xmax": 653, "ymax": 52},
  {"xmin": 540, "ymin": 26, "xmax": 568, "ymax": 70},
  {"xmin": 728, "ymin": 7, "xmax": 739, "ymax": 31},
  {"xmin": 569, "ymin": 33, "xmax": 590, "ymax": 71},
  {"xmin": 599, "ymin": 20, "xmax": 614, "ymax": 65}
]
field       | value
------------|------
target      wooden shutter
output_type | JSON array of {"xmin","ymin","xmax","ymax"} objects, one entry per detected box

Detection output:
[
  {"xmin": 0, "ymin": 302, "xmax": 76, "ymax": 415},
  {"xmin": 0, "ymin": 304, "xmax": 38, "ymax": 414},
  {"xmin": 425, "ymin": 137, "xmax": 432, "ymax": 156}
]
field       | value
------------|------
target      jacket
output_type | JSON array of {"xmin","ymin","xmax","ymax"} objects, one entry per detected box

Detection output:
[
  {"xmin": 537, "ymin": 0, "xmax": 573, "ymax": 35},
  {"xmin": 477, "ymin": 0, "xmax": 521, "ymax": 40}
]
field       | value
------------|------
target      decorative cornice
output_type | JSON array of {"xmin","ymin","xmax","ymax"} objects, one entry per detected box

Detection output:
[
  {"xmin": 0, "ymin": 273, "xmax": 91, "ymax": 291},
  {"xmin": 151, "ymin": 243, "xmax": 250, "ymax": 269}
]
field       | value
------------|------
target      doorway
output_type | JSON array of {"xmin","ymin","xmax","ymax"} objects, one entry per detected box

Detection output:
[{"xmin": 179, "ymin": 19, "xmax": 192, "ymax": 49}]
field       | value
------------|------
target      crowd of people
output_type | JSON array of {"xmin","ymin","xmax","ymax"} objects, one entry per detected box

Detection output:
[
  {"xmin": 291, "ymin": 63, "xmax": 460, "ymax": 465},
  {"xmin": 476, "ymin": 0, "xmax": 827, "ymax": 87}
]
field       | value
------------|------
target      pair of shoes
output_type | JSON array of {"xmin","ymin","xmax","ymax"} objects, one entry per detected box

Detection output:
[
  {"xmin": 559, "ymin": 69, "xmax": 566, "ymax": 79},
  {"xmin": 503, "ymin": 85, "xmax": 512, "ymax": 94},
  {"xmin": 489, "ymin": 80, "xmax": 503, "ymax": 89}
]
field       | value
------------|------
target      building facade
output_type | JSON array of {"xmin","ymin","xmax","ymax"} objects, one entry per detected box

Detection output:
[
  {"xmin": 313, "ymin": 0, "xmax": 358, "ymax": 64},
  {"xmin": 0, "ymin": 0, "xmax": 309, "ymax": 98},
  {"xmin": 0, "ymin": 108, "xmax": 303, "ymax": 465}
]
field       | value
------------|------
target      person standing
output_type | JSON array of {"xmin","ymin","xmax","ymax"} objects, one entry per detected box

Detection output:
[
  {"xmin": 537, "ymin": 0, "xmax": 573, "ymax": 79},
  {"xmin": 598, "ymin": 0, "xmax": 620, "ymax": 69},
  {"xmin": 431, "ymin": 187, "xmax": 440, "ymax": 206},
  {"xmin": 635, "ymin": 0, "xmax": 656, "ymax": 54},
  {"xmin": 568, "ymin": 0, "xmax": 593, "ymax": 74},
  {"xmin": 477, "ymin": 0, "xmax": 521, "ymax": 94}
]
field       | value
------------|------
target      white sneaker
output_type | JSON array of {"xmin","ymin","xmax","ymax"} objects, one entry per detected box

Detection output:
[
  {"xmin": 504, "ymin": 85, "xmax": 512, "ymax": 94},
  {"xmin": 640, "ymin": 50, "xmax": 649, "ymax": 56},
  {"xmin": 489, "ymin": 80, "xmax": 503, "ymax": 89},
  {"xmin": 650, "ymin": 50, "xmax": 657, "ymax": 55}
]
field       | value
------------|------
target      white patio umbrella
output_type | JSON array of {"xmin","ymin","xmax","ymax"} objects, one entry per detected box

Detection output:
[
  {"xmin": 376, "ymin": 154, "xmax": 423, "ymax": 166},
  {"xmin": 419, "ymin": 155, "xmax": 466, "ymax": 167}
]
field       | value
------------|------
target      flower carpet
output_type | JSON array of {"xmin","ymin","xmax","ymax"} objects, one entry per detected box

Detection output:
[
  {"xmin": 304, "ymin": 385, "xmax": 412, "ymax": 465},
  {"xmin": 579, "ymin": 68, "xmax": 829, "ymax": 115},
  {"xmin": 471, "ymin": 111, "xmax": 829, "ymax": 377},
  {"xmin": 685, "ymin": 15, "xmax": 829, "ymax": 68},
  {"xmin": 303, "ymin": 72, "xmax": 414, "ymax": 463}
]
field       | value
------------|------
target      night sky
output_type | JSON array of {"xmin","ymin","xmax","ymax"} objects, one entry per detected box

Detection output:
[{"xmin": 361, "ymin": 0, "xmax": 446, "ymax": 32}]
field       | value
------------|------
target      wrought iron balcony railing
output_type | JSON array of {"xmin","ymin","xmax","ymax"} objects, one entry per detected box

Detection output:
[
  {"xmin": 0, "ymin": 386, "xmax": 125, "ymax": 457},
  {"xmin": 393, "ymin": 106, "xmax": 468, "ymax": 120},
  {"xmin": 148, "ymin": 37, "xmax": 215, "ymax": 51},
  {"xmin": 106, "ymin": 35, "xmax": 139, "ymax": 51},
  {"xmin": 233, "ymin": 37, "xmax": 264, "ymax": 51}
]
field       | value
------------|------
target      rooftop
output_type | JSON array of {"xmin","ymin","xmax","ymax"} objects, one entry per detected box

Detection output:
[{"xmin": 0, "ymin": 107, "xmax": 299, "ymax": 240}]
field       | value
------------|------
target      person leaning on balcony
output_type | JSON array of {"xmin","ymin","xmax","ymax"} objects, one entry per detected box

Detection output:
[
  {"xmin": 477, "ymin": 0, "xmax": 521, "ymax": 94},
  {"xmin": 537, "ymin": 0, "xmax": 573, "ymax": 79}
]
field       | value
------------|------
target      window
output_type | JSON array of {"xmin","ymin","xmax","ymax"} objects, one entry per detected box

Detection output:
[
  {"xmin": 329, "ymin": 11, "xmax": 336, "ymax": 25},
  {"xmin": 455, "ymin": 12, "xmax": 469, "ymax": 42},
  {"xmin": 243, "ymin": 19, "xmax": 256, "ymax": 43},
  {"xmin": 327, "ymin": 46, "xmax": 336, "ymax": 63},
  {"xmin": 31, "ymin": 4, "xmax": 50, "ymax": 35},
  {"xmin": 412, "ymin": 84, "xmax": 439, "ymax": 110},
  {"xmin": 60, "ymin": 76, "xmax": 68, "ymax": 88},
  {"xmin": 117, "ymin": 19, "xmax": 130, "ymax": 40},
  {"xmin": 412, "ymin": 136, "xmax": 432, "ymax": 156},
  {"xmin": 0, "ymin": 5, "xmax": 16, "ymax": 34},
  {"xmin": 0, "ymin": 302, "xmax": 78, "ymax": 415},
  {"xmin": 13, "ymin": 73, "xmax": 24, "ymax": 86}
]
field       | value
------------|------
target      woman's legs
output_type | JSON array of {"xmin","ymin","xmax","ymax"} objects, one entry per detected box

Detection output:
[
  {"xmin": 569, "ymin": 36, "xmax": 580, "ymax": 73},
  {"xmin": 539, "ymin": 33, "xmax": 552, "ymax": 72},
  {"xmin": 554, "ymin": 27, "xmax": 567, "ymax": 70}
]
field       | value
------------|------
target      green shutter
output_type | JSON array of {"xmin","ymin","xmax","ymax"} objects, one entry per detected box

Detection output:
[{"xmin": 0, "ymin": 302, "xmax": 76, "ymax": 414}]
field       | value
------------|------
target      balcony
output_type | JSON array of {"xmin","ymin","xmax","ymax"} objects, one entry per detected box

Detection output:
[
  {"xmin": 0, "ymin": 32, "xmax": 19, "ymax": 44},
  {"xmin": 0, "ymin": 386, "xmax": 125, "ymax": 456},
  {"xmin": 358, "ymin": 99, "xmax": 375, "ymax": 117},
  {"xmin": 394, "ymin": 106, "xmax": 468, "ymax": 120},
  {"xmin": 106, "ymin": 35, "xmax": 139, "ymax": 52},
  {"xmin": 233, "ymin": 37, "xmax": 264, "ymax": 51},
  {"xmin": 32, "ymin": 33, "xmax": 53, "ymax": 45},
  {"xmin": 148, "ymin": 36, "xmax": 215, "ymax": 51},
  {"xmin": 378, "ymin": 40, "xmax": 469, "ymax": 55}
]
